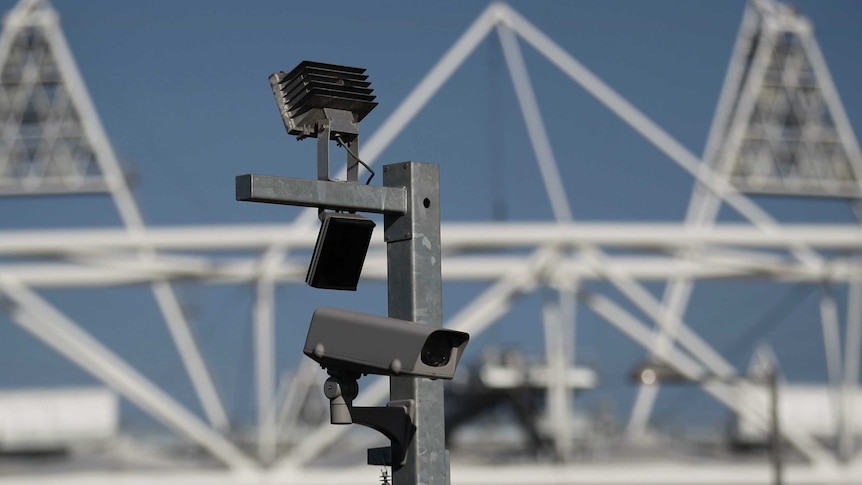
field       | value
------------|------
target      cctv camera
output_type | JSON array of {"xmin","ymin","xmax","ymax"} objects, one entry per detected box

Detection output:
[{"xmin": 304, "ymin": 307, "xmax": 469, "ymax": 379}]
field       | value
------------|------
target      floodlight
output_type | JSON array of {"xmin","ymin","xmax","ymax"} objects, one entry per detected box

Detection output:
[
  {"xmin": 269, "ymin": 61, "xmax": 377, "ymax": 184},
  {"xmin": 306, "ymin": 212, "xmax": 376, "ymax": 291},
  {"xmin": 269, "ymin": 60, "xmax": 377, "ymax": 140}
]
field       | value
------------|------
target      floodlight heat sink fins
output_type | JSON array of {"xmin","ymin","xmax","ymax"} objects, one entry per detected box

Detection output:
[{"xmin": 269, "ymin": 60, "xmax": 378, "ymax": 138}]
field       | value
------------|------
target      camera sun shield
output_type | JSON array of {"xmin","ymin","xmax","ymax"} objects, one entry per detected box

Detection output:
[{"xmin": 303, "ymin": 307, "xmax": 469, "ymax": 379}]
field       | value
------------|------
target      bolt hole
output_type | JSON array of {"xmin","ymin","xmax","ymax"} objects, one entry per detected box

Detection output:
[{"xmin": 423, "ymin": 198, "xmax": 431, "ymax": 208}]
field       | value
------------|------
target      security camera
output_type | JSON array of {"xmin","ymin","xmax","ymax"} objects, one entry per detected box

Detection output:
[{"xmin": 303, "ymin": 307, "xmax": 470, "ymax": 379}]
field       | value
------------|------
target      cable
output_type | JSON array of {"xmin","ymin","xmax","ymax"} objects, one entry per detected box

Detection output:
[{"xmin": 334, "ymin": 133, "xmax": 375, "ymax": 185}]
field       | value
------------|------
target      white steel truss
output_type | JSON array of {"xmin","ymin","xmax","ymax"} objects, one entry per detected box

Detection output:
[
  {"xmin": 627, "ymin": 0, "xmax": 862, "ymax": 440},
  {"xmin": 0, "ymin": 0, "xmax": 860, "ymax": 484}
]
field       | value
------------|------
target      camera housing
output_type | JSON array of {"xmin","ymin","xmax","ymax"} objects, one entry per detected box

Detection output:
[{"xmin": 304, "ymin": 307, "xmax": 469, "ymax": 379}]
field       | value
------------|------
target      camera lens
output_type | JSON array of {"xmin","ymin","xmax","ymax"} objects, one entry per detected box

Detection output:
[{"xmin": 421, "ymin": 333, "xmax": 452, "ymax": 367}]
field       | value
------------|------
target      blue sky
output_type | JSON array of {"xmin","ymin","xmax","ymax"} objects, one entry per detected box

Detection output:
[
  {"xmin": 1, "ymin": 0, "xmax": 861, "ymax": 430},
  {"xmin": 4, "ymin": 0, "xmax": 860, "ymax": 226}
]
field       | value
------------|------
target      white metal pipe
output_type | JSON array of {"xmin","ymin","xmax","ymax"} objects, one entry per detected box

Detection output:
[
  {"xmin": 820, "ymin": 288, "xmax": 845, "ymax": 445},
  {"xmin": 627, "ymin": 273, "xmax": 697, "ymax": 437},
  {"xmin": 0, "ymin": 461, "xmax": 859, "ymax": 485},
  {"xmin": 1, "ymin": 223, "xmax": 861, "ymax": 255},
  {"xmin": 46, "ymin": 252, "xmax": 862, "ymax": 283},
  {"xmin": 0, "ymin": 461, "xmax": 860, "ymax": 485},
  {"xmin": 5, "ymin": 251, "xmax": 862, "ymax": 288},
  {"xmin": 496, "ymin": 22, "xmax": 573, "ymax": 222},
  {"xmin": 687, "ymin": 22, "xmax": 779, "ymax": 233},
  {"xmin": 626, "ymin": 380, "xmax": 660, "ymax": 438},
  {"xmin": 252, "ymin": 244, "xmax": 288, "ymax": 464},
  {"xmin": 254, "ymin": 275, "xmax": 276, "ymax": 464},
  {"xmin": 688, "ymin": 1, "xmax": 760, "ymax": 219},
  {"xmin": 152, "ymin": 281, "xmax": 229, "ymax": 431},
  {"xmin": 542, "ymin": 291, "xmax": 574, "ymax": 460}
]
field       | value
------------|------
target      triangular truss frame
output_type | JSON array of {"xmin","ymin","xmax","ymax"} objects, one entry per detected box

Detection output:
[
  {"xmin": 711, "ymin": 0, "xmax": 862, "ymax": 198},
  {"xmin": 0, "ymin": 0, "xmax": 118, "ymax": 195}
]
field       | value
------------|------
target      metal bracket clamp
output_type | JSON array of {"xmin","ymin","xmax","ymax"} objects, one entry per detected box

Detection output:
[
  {"xmin": 322, "ymin": 373, "xmax": 416, "ymax": 468},
  {"xmin": 315, "ymin": 110, "xmax": 361, "ymax": 183},
  {"xmin": 355, "ymin": 399, "xmax": 416, "ymax": 468}
]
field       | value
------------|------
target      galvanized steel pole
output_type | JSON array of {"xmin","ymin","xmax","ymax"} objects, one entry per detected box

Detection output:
[{"xmin": 383, "ymin": 162, "xmax": 448, "ymax": 485}]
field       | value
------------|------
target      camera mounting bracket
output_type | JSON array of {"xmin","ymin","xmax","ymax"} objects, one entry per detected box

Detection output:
[{"xmin": 323, "ymin": 372, "xmax": 416, "ymax": 468}]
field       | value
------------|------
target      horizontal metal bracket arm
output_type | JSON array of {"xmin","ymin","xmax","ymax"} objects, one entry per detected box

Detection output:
[{"xmin": 236, "ymin": 174, "xmax": 408, "ymax": 214}]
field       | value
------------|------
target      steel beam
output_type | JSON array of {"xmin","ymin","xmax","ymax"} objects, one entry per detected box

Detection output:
[
  {"xmin": 385, "ymin": 162, "xmax": 447, "ymax": 485},
  {"xmin": 1, "ymin": 223, "xmax": 862, "ymax": 255},
  {"xmin": 2, "ymin": 462, "xmax": 862, "ymax": 485},
  {"xmin": 236, "ymin": 174, "xmax": 407, "ymax": 214},
  {"xmin": 4, "ymin": 252, "xmax": 862, "ymax": 288}
]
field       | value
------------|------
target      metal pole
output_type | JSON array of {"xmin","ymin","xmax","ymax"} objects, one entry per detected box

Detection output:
[
  {"xmin": 769, "ymin": 368, "xmax": 783, "ymax": 485},
  {"xmin": 384, "ymin": 162, "xmax": 447, "ymax": 485}
]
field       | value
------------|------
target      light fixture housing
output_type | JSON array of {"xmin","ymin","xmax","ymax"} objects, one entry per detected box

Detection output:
[{"xmin": 269, "ymin": 60, "xmax": 377, "ymax": 140}]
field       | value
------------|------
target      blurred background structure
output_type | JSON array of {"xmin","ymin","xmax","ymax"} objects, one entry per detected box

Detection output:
[{"xmin": 0, "ymin": 0, "xmax": 861, "ymax": 483}]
